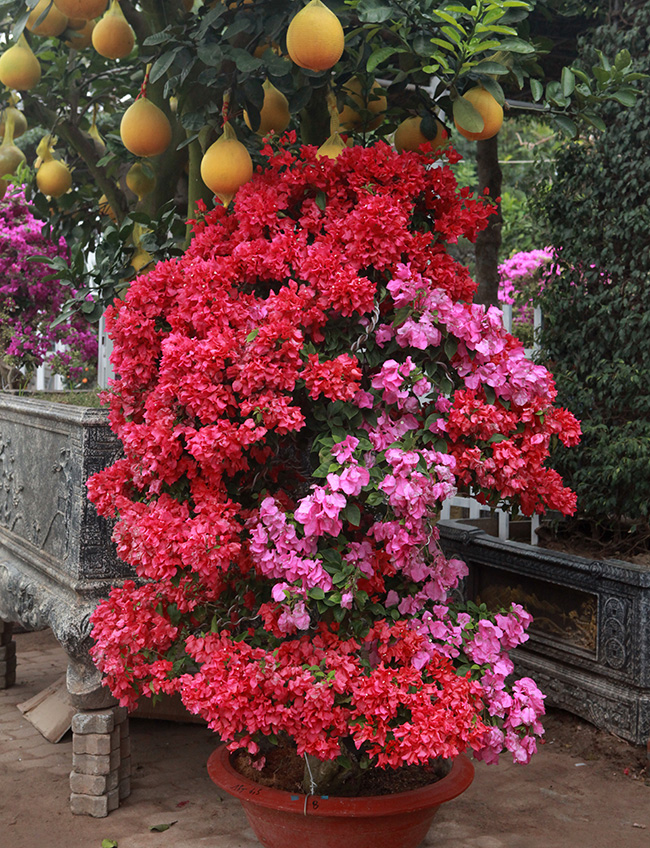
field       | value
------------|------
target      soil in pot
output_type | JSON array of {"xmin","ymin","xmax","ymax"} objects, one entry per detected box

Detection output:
[
  {"xmin": 232, "ymin": 739, "xmax": 452, "ymax": 797},
  {"xmin": 537, "ymin": 517, "xmax": 650, "ymax": 566}
]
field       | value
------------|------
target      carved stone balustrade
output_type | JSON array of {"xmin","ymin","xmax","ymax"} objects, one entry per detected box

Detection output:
[{"xmin": 440, "ymin": 520, "xmax": 650, "ymax": 747}]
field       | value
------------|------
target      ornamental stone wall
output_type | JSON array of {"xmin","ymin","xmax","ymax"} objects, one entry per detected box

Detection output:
[
  {"xmin": 0, "ymin": 394, "xmax": 134, "ymax": 814},
  {"xmin": 440, "ymin": 520, "xmax": 650, "ymax": 747}
]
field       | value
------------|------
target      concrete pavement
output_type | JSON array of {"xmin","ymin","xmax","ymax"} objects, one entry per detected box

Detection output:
[{"xmin": 0, "ymin": 629, "xmax": 648, "ymax": 848}]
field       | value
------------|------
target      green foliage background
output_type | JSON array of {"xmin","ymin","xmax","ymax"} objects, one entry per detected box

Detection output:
[{"xmin": 539, "ymin": 2, "xmax": 650, "ymax": 533}]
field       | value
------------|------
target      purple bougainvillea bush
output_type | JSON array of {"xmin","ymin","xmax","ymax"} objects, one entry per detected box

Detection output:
[
  {"xmin": 0, "ymin": 185, "xmax": 97, "ymax": 388},
  {"xmin": 87, "ymin": 139, "xmax": 581, "ymax": 791}
]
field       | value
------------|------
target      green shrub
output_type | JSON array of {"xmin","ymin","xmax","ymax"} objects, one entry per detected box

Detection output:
[{"xmin": 539, "ymin": 6, "xmax": 650, "ymax": 536}]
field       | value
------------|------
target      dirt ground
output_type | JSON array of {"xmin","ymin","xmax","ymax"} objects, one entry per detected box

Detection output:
[{"xmin": 0, "ymin": 629, "xmax": 648, "ymax": 848}]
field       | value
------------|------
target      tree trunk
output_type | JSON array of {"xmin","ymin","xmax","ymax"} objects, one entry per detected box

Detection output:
[{"xmin": 474, "ymin": 135, "xmax": 503, "ymax": 307}]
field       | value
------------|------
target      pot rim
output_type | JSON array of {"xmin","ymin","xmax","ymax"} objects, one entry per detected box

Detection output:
[{"xmin": 207, "ymin": 744, "xmax": 474, "ymax": 817}]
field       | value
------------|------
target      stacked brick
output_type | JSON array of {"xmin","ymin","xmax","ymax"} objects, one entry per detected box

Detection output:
[
  {"xmin": 70, "ymin": 706, "xmax": 131, "ymax": 817},
  {"xmin": 0, "ymin": 621, "xmax": 16, "ymax": 689}
]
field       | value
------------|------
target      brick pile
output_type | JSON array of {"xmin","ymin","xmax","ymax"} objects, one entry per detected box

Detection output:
[
  {"xmin": 70, "ymin": 706, "xmax": 131, "ymax": 817},
  {"xmin": 0, "ymin": 621, "xmax": 16, "ymax": 689}
]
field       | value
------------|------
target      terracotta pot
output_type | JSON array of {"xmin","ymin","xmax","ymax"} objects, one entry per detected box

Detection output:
[{"xmin": 207, "ymin": 745, "xmax": 474, "ymax": 848}]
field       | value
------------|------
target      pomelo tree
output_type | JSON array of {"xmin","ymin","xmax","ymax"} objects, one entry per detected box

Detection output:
[{"xmin": 0, "ymin": 0, "xmax": 641, "ymax": 324}]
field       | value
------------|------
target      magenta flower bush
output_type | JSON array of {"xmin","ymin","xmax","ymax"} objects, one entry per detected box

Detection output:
[
  {"xmin": 497, "ymin": 248, "xmax": 554, "ymax": 347},
  {"xmin": 0, "ymin": 185, "xmax": 97, "ymax": 388},
  {"xmin": 87, "ymin": 139, "xmax": 580, "ymax": 791}
]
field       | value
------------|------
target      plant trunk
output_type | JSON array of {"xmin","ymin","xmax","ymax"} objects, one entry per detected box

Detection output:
[
  {"xmin": 300, "ymin": 86, "xmax": 331, "ymax": 147},
  {"xmin": 474, "ymin": 135, "xmax": 503, "ymax": 307}
]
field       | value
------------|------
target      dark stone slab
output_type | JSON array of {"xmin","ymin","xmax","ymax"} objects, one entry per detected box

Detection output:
[{"xmin": 439, "ymin": 520, "xmax": 650, "ymax": 746}]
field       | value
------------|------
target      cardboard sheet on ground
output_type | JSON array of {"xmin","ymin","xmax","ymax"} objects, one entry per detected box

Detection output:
[{"xmin": 17, "ymin": 674, "xmax": 75, "ymax": 743}]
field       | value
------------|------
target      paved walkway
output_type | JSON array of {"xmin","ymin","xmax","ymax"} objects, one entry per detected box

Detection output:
[{"xmin": 0, "ymin": 629, "xmax": 648, "ymax": 848}]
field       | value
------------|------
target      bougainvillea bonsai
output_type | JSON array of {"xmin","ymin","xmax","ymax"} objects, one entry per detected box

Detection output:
[
  {"xmin": 0, "ymin": 185, "xmax": 97, "ymax": 389},
  {"xmin": 88, "ymin": 137, "xmax": 580, "ymax": 794}
]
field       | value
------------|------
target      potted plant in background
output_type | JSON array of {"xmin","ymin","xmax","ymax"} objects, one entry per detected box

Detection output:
[{"xmin": 87, "ymin": 136, "xmax": 580, "ymax": 846}]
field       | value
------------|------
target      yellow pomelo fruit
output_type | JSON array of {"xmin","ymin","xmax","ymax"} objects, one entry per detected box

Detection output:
[
  {"xmin": 316, "ymin": 131, "xmax": 346, "ymax": 159},
  {"xmin": 0, "ymin": 37, "xmax": 42, "ymax": 90},
  {"xmin": 0, "ymin": 107, "xmax": 28, "ymax": 139},
  {"xmin": 338, "ymin": 78, "xmax": 386, "ymax": 131},
  {"xmin": 120, "ymin": 97, "xmax": 172, "ymax": 157},
  {"xmin": 454, "ymin": 87, "xmax": 503, "ymax": 141},
  {"xmin": 65, "ymin": 18, "xmax": 95, "ymax": 49},
  {"xmin": 92, "ymin": 1, "xmax": 135, "ymax": 59},
  {"xmin": 243, "ymin": 80, "xmax": 290, "ymax": 136},
  {"xmin": 0, "ymin": 143, "xmax": 26, "ymax": 178},
  {"xmin": 67, "ymin": 17, "xmax": 87, "ymax": 29},
  {"xmin": 394, "ymin": 116, "xmax": 447, "ymax": 152},
  {"xmin": 126, "ymin": 160, "xmax": 156, "ymax": 199},
  {"xmin": 286, "ymin": 0, "xmax": 344, "ymax": 72},
  {"xmin": 200, "ymin": 122, "xmax": 253, "ymax": 206},
  {"xmin": 27, "ymin": 0, "xmax": 69, "ymax": 37},
  {"xmin": 37, "ymin": 159, "xmax": 72, "ymax": 197},
  {"xmin": 54, "ymin": 0, "xmax": 108, "ymax": 17}
]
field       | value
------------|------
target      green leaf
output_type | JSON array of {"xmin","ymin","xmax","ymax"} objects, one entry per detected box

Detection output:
[
  {"xmin": 610, "ymin": 88, "xmax": 638, "ymax": 107},
  {"xmin": 309, "ymin": 587, "xmax": 325, "ymax": 600},
  {"xmin": 263, "ymin": 51, "xmax": 292, "ymax": 77},
  {"xmin": 476, "ymin": 24, "xmax": 516, "ymax": 35},
  {"xmin": 614, "ymin": 48, "xmax": 632, "ymax": 70},
  {"xmin": 429, "ymin": 37, "xmax": 457, "ymax": 54},
  {"xmin": 530, "ymin": 78, "xmax": 543, "ymax": 101},
  {"xmin": 149, "ymin": 50, "xmax": 180, "ymax": 84},
  {"xmin": 593, "ymin": 65, "xmax": 611, "ymax": 86},
  {"xmin": 143, "ymin": 29, "xmax": 173, "ymax": 47},
  {"xmin": 487, "ymin": 433, "xmax": 508, "ymax": 444},
  {"xmin": 478, "ymin": 77, "xmax": 505, "ymax": 105},
  {"xmin": 444, "ymin": 335, "xmax": 458, "ymax": 359},
  {"xmin": 432, "ymin": 10, "xmax": 467, "ymax": 33},
  {"xmin": 483, "ymin": 6, "xmax": 507, "ymax": 26},
  {"xmin": 355, "ymin": 0, "xmax": 394, "ymax": 24},
  {"xmin": 472, "ymin": 61, "xmax": 510, "ymax": 75},
  {"xmin": 581, "ymin": 111, "xmax": 606, "ymax": 132},
  {"xmin": 366, "ymin": 46, "xmax": 401, "ymax": 73},
  {"xmin": 441, "ymin": 25, "xmax": 462, "ymax": 46},
  {"xmin": 149, "ymin": 822, "xmax": 177, "ymax": 832},
  {"xmin": 246, "ymin": 329, "xmax": 259, "ymax": 342},
  {"xmin": 226, "ymin": 47, "xmax": 262, "ymax": 74},
  {"xmin": 101, "ymin": 841, "xmax": 118, "ymax": 848},
  {"xmin": 554, "ymin": 114, "xmax": 577, "ymax": 137},
  {"xmin": 345, "ymin": 504, "xmax": 361, "ymax": 527},
  {"xmin": 452, "ymin": 96, "xmax": 484, "ymax": 133},
  {"xmin": 561, "ymin": 67, "xmax": 575, "ymax": 98},
  {"xmin": 499, "ymin": 37, "xmax": 535, "ymax": 54},
  {"xmin": 197, "ymin": 43, "xmax": 223, "ymax": 67}
]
